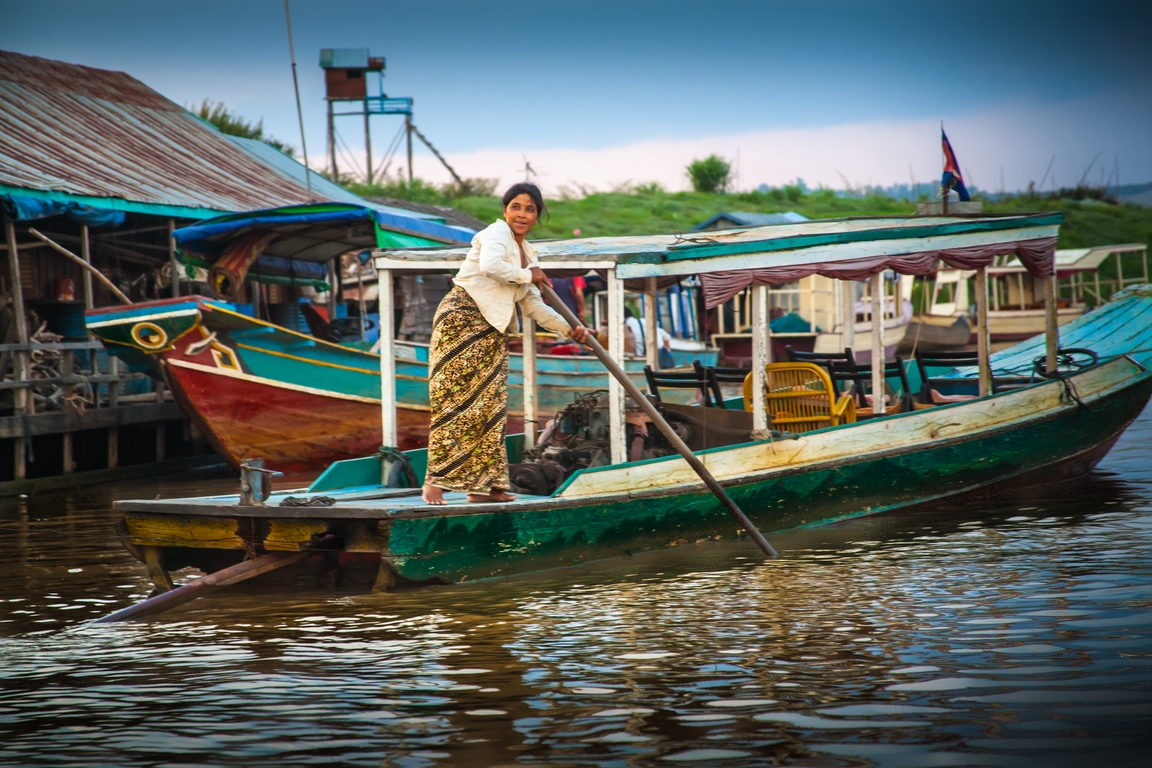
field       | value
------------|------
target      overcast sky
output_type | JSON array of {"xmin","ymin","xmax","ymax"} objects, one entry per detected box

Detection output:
[{"xmin": 3, "ymin": 0, "xmax": 1150, "ymax": 195}]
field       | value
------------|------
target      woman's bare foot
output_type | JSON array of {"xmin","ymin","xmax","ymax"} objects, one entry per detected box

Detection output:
[
  {"xmin": 466, "ymin": 490, "xmax": 517, "ymax": 503},
  {"xmin": 422, "ymin": 485, "xmax": 447, "ymax": 505}
]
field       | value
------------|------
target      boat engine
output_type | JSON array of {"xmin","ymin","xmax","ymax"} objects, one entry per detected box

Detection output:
[{"xmin": 508, "ymin": 390, "xmax": 688, "ymax": 496}]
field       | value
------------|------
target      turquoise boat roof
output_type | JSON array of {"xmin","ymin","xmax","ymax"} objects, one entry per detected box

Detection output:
[{"xmin": 375, "ymin": 212, "xmax": 1063, "ymax": 280}]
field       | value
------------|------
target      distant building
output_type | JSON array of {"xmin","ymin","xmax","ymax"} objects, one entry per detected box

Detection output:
[{"xmin": 693, "ymin": 211, "xmax": 809, "ymax": 231}]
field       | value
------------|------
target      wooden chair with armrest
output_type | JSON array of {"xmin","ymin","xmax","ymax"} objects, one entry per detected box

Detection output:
[
  {"xmin": 742, "ymin": 362, "xmax": 856, "ymax": 433},
  {"xmin": 645, "ymin": 362, "xmax": 725, "ymax": 408},
  {"xmin": 913, "ymin": 350, "xmax": 1033, "ymax": 405}
]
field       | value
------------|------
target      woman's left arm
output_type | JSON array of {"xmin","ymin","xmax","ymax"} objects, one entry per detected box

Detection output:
[{"xmin": 520, "ymin": 285, "xmax": 588, "ymax": 340}]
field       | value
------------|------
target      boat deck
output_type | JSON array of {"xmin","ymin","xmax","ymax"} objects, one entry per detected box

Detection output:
[{"xmin": 114, "ymin": 486, "xmax": 583, "ymax": 520}]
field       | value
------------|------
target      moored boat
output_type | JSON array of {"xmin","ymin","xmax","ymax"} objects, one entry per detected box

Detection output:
[{"xmin": 113, "ymin": 213, "xmax": 1152, "ymax": 593}]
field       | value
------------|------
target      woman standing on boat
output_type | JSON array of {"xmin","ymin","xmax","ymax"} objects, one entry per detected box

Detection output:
[{"xmin": 422, "ymin": 183, "xmax": 589, "ymax": 505}]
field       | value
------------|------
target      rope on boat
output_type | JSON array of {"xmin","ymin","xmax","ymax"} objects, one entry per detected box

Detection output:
[{"xmin": 374, "ymin": 446, "xmax": 418, "ymax": 488}]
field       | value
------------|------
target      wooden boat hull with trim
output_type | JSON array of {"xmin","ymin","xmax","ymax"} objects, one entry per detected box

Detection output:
[
  {"xmin": 116, "ymin": 349, "xmax": 1152, "ymax": 587},
  {"xmin": 87, "ymin": 298, "xmax": 715, "ymax": 473}
]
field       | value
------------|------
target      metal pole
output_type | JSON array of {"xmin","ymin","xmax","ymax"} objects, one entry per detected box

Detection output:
[
  {"xmin": 168, "ymin": 218, "xmax": 179, "ymax": 298},
  {"xmin": 405, "ymin": 115, "xmax": 413, "ymax": 185},
  {"xmin": 378, "ymin": 269, "xmax": 396, "ymax": 449},
  {"xmin": 975, "ymin": 267, "xmax": 992, "ymax": 397},
  {"xmin": 523, "ymin": 316, "xmax": 537, "ymax": 450},
  {"xmin": 328, "ymin": 99, "xmax": 337, "ymax": 181},
  {"xmin": 540, "ymin": 283, "xmax": 778, "ymax": 558},
  {"xmin": 869, "ymin": 273, "xmax": 885, "ymax": 416},
  {"xmin": 284, "ymin": 0, "xmax": 313, "ymax": 202},
  {"xmin": 364, "ymin": 98, "xmax": 373, "ymax": 186},
  {"xmin": 80, "ymin": 225, "xmax": 93, "ymax": 313}
]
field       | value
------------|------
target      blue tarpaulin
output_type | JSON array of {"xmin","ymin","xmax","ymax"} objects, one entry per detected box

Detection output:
[{"xmin": 1, "ymin": 193, "xmax": 126, "ymax": 227}]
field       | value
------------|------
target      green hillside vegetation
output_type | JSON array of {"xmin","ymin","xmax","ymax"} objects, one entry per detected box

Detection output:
[{"xmin": 350, "ymin": 176, "xmax": 1151, "ymax": 292}]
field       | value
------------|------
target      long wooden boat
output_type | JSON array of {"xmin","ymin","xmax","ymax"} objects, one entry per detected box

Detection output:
[
  {"xmin": 87, "ymin": 297, "xmax": 715, "ymax": 473},
  {"xmin": 114, "ymin": 213, "xmax": 1152, "ymax": 593}
]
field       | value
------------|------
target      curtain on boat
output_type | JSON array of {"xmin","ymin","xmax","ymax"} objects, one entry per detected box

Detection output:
[{"xmin": 699, "ymin": 236, "xmax": 1057, "ymax": 310}]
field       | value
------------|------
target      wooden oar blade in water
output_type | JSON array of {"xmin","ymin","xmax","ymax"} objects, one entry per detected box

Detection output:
[
  {"xmin": 539, "ymin": 283, "xmax": 778, "ymax": 558},
  {"xmin": 92, "ymin": 534, "xmax": 340, "ymax": 623}
]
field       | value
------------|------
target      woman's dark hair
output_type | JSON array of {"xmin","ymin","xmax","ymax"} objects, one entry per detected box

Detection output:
[{"xmin": 502, "ymin": 182, "xmax": 547, "ymax": 220}]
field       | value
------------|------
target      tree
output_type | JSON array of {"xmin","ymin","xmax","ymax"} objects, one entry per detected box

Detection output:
[
  {"xmin": 687, "ymin": 154, "xmax": 731, "ymax": 193},
  {"xmin": 191, "ymin": 100, "xmax": 296, "ymax": 157}
]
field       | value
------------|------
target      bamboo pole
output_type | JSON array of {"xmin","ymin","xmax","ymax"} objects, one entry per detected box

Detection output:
[
  {"xmin": 540, "ymin": 283, "xmax": 778, "ymax": 559},
  {"xmin": 27, "ymin": 229, "xmax": 131, "ymax": 304}
]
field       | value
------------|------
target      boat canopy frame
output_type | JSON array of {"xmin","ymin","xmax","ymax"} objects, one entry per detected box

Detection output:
[{"xmin": 373, "ymin": 212, "xmax": 1065, "ymax": 473}]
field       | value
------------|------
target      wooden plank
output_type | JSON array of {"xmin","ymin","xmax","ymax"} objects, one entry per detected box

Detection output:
[
  {"xmin": 264, "ymin": 518, "xmax": 328, "ymax": 551},
  {"xmin": 0, "ymin": 402, "xmax": 185, "ymax": 439},
  {"xmin": 0, "ymin": 455, "xmax": 225, "ymax": 498},
  {"xmin": 125, "ymin": 513, "xmax": 244, "ymax": 549}
]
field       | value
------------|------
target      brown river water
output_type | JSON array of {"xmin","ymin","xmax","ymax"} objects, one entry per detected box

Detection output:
[{"xmin": 2, "ymin": 406, "xmax": 1152, "ymax": 767}]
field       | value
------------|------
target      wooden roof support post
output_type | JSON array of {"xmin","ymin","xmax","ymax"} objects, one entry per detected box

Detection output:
[
  {"xmin": 751, "ymin": 284, "xmax": 769, "ymax": 436},
  {"xmin": 81, "ymin": 226, "xmax": 94, "ymax": 313},
  {"xmin": 378, "ymin": 269, "xmax": 397, "ymax": 454},
  {"xmin": 869, "ymin": 273, "xmax": 885, "ymax": 416},
  {"xmin": 644, "ymin": 277, "xmax": 658, "ymax": 371},
  {"xmin": 522, "ymin": 316, "xmax": 538, "ymax": 450},
  {"xmin": 168, "ymin": 219, "xmax": 179, "ymax": 298},
  {"xmin": 974, "ymin": 266, "xmax": 992, "ymax": 397},
  {"xmin": 607, "ymin": 270, "xmax": 626, "ymax": 464},
  {"xmin": 841, "ymin": 278, "xmax": 855, "ymax": 352},
  {"xmin": 4, "ymin": 218, "xmax": 29, "ymax": 479},
  {"xmin": 1044, "ymin": 274, "xmax": 1059, "ymax": 374}
]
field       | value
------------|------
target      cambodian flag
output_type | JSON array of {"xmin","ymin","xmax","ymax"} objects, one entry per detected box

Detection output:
[{"xmin": 940, "ymin": 128, "xmax": 970, "ymax": 201}]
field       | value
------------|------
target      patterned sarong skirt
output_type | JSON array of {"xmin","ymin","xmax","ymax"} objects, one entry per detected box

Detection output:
[{"xmin": 424, "ymin": 285, "xmax": 510, "ymax": 494}]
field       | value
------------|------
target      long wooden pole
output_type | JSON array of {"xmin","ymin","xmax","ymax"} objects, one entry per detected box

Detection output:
[
  {"xmin": 27, "ymin": 229, "xmax": 132, "ymax": 304},
  {"xmin": 540, "ymin": 283, "xmax": 778, "ymax": 558},
  {"xmin": 92, "ymin": 549, "xmax": 313, "ymax": 623}
]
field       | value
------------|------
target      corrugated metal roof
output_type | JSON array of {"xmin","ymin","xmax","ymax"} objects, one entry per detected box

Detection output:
[{"xmin": 0, "ymin": 49, "xmax": 325, "ymax": 216}]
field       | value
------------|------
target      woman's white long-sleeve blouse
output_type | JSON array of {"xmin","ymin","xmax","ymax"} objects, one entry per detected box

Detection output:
[{"xmin": 452, "ymin": 219, "xmax": 570, "ymax": 335}]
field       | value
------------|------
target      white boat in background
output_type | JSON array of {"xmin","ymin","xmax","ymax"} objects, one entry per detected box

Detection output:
[
  {"xmin": 986, "ymin": 244, "xmax": 1148, "ymax": 342},
  {"xmin": 711, "ymin": 273, "xmax": 912, "ymax": 365}
]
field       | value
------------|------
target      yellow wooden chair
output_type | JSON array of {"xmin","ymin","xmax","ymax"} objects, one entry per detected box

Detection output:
[{"xmin": 742, "ymin": 362, "xmax": 856, "ymax": 433}]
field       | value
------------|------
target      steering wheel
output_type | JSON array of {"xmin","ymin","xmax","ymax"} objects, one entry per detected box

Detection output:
[{"xmin": 1033, "ymin": 347, "xmax": 1099, "ymax": 378}]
